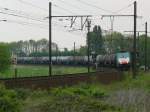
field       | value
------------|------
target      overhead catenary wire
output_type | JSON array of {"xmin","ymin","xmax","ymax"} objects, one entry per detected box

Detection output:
[
  {"xmin": 0, "ymin": 6, "xmax": 47, "ymax": 20},
  {"xmin": 52, "ymin": 4, "xmax": 78, "ymax": 15},
  {"xmin": 0, "ymin": 0, "xmax": 141, "ymax": 34},
  {"xmin": 17, "ymin": 0, "xmax": 48, "ymax": 12},
  {"xmin": 0, "ymin": 6, "xmax": 29, "ymax": 17},
  {"xmin": 0, "ymin": 11, "xmax": 48, "ymax": 23},
  {"xmin": 3, "ymin": 19, "xmax": 48, "ymax": 29},
  {"xmin": 17, "ymin": 0, "xmax": 67, "ymax": 15},
  {"xmin": 53, "ymin": 0, "xmax": 93, "ymax": 14},
  {"xmin": 114, "ymin": 2, "xmax": 133, "ymax": 13},
  {"xmin": 75, "ymin": 0, "xmax": 115, "ymax": 14}
]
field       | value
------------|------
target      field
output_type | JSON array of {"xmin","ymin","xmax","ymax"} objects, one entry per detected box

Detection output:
[{"xmin": 0, "ymin": 65, "xmax": 91, "ymax": 78}]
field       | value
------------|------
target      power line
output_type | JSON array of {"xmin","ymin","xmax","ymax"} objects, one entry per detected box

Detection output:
[
  {"xmin": 0, "ymin": 6, "xmax": 30, "ymax": 17},
  {"xmin": 0, "ymin": 11, "xmax": 47, "ymax": 23},
  {"xmin": 18, "ymin": 0, "xmax": 70, "ymax": 15},
  {"xmin": 76, "ymin": 0, "xmax": 115, "ymax": 14},
  {"xmin": 4, "ymin": 19, "xmax": 48, "ymax": 29},
  {"xmin": 17, "ymin": 0, "xmax": 48, "ymax": 12},
  {"xmin": 55, "ymin": 0, "xmax": 92, "ymax": 14},
  {"xmin": 114, "ymin": 2, "xmax": 133, "ymax": 13},
  {"xmin": 0, "ymin": 6, "xmax": 48, "ymax": 20},
  {"xmin": 0, "ymin": 6, "xmax": 47, "ymax": 21},
  {"xmin": 52, "ymin": 3, "xmax": 77, "ymax": 15}
]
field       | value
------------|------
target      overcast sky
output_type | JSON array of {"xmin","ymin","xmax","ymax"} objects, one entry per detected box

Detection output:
[{"xmin": 0, "ymin": 0, "xmax": 149, "ymax": 49}]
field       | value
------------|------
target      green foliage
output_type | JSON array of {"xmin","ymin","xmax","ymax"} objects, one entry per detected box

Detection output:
[
  {"xmin": 0, "ymin": 85, "xmax": 21, "ymax": 112},
  {"xmin": 138, "ymin": 34, "xmax": 150, "ymax": 67},
  {"xmin": 0, "ymin": 43, "xmax": 11, "ymax": 73},
  {"xmin": 30, "ymin": 96, "xmax": 123, "ymax": 112},
  {"xmin": 104, "ymin": 32, "xmax": 131, "ymax": 53},
  {"xmin": 50, "ymin": 84, "xmax": 106, "ymax": 98},
  {"xmin": 88, "ymin": 25, "xmax": 104, "ymax": 55},
  {"xmin": 17, "ymin": 72, "xmax": 150, "ymax": 112},
  {"xmin": 23, "ymin": 85, "xmax": 123, "ymax": 112},
  {"xmin": 14, "ymin": 88, "xmax": 30, "ymax": 100},
  {"xmin": 9, "ymin": 39, "xmax": 58, "ymax": 57}
]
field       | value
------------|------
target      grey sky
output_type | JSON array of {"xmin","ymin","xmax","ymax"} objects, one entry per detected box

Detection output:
[{"xmin": 0, "ymin": 0, "xmax": 149, "ymax": 49}]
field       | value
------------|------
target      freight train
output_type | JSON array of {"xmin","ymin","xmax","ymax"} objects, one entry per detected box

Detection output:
[{"xmin": 16, "ymin": 51, "xmax": 131, "ymax": 70}]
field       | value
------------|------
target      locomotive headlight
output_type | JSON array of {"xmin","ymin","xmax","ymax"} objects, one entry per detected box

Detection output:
[{"xmin": 118, "ymin": 57, "xmax": 130, "ymax": 64}]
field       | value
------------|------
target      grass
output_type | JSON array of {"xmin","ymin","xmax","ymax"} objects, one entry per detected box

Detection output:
[{"xmin": 0, "ymin": 65, "xmax": 90, "ymax": 78}]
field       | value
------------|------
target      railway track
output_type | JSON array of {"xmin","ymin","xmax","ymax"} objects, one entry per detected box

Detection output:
[{"xmin": 0, "ymin": 70, "xmax": 123, "ymax": 89}]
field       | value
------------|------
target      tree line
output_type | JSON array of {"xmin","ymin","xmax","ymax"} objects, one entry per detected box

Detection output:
[{"xmin": 9, "ymin": 39, "xmax": 58, "ymax": 57}]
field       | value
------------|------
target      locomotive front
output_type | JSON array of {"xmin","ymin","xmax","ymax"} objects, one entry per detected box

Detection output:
[{"xmin": 116, "ymin": 52, "xmax": 131, "ymax": 70}]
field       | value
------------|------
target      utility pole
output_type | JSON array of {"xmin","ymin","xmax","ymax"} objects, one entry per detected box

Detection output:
[
  {"xmin": 133, "ymin": 1, "xmax": 137, "ymax": 78},
  {"xmin": 74, "ymin": 42, "xmax": 76, "ymax": 64},
  {"xmin": 145, "ymin": 22, "xmax": 147, "ymax": 72},
  {"xmin": 110, "ymin": 17, "xmax": 114, "ymax": 53},
  {"xmin": 125, "ymin": 23, "xmax": 149, "ymax": 72},
  {"xmin": 137, "ymin": 32, "xmax": 140, "ymax": 51},
  {"xmin": 101, "ymin": 12, "xmax": 141, "ymax": 54},
  {"xmin": 49, "ymin": 2, "xmax": 52, "ymax": 76},
  {"xmin": 101, "ymin": 1, "xmax": 138, "ymax": 78},
  {"xmin": 87, "ymin": 20, "xmax": 91, "ymax": 73},
  {"xmin": 48, "ymin": 2, "xmax": 92, "ymax": 75},
  {"xmin": 56, "ymin": 45, "xmax": 58, "ymax": 62}
]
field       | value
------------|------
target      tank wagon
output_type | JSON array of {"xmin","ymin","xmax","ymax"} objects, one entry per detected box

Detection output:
[{"xmin": 17, "ymin": 56, "xmax": 93, "ymax": 66}]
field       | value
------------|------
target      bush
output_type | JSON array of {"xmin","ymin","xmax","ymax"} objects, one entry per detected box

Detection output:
[
  {"xmin": 26, "ymin": 95, "xmax": 123, "ymax": 112},
  {"xmin": 50, "ymin": 84, "xmax": 106, "ymax": 98},
  {"xmin": 0, "ymin": 85, "xmax": 21, "ymax": 112},
  {"xmin": 106, "ymin": 89, "xmax": 150, "ymax": 112},
  {"xmin": 14, "ymin": 88, "xmax": 30, "ymax": 100},
  {"xmin": 0, "ymin": 43, "xmax": 11, "ymax": 73}
]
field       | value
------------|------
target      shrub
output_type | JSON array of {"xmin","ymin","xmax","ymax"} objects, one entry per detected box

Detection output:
[
  {"xmin": 26, "ymin": 95, "xmax": 124, "ymax": 112},
  {"xmin": 50, "ymin": 84, "xmax": 106, "ymax": 98},
  {"xmin": 0, "ymin": 43, "xmax": 11, "ymax": 73},
  {"xmin": 14, "ymin": 88, "xmax": 30, "ymax": 100},
  {"xmin": 0, "ymin": 85, "xmax": 21, "ymax": 112}
]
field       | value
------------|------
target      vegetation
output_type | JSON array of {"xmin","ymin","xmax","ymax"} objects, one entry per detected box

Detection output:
[
  {"xmin": 0, "ymin": 85, "xmax": 21, "ymax": 112},
  {"xmin": 88, "ymin": 25, "xmax": 104, "ymax": 55},
  {"xmin": 22, "ymin": 72, "xmax": 150, "ymax": 112},
  {"xmin": 0, "ymin": 65, "xmax": 89, "ymax": 78},
  {"xmin": 0, "ymin": 72, "xmax": 150, "ymax": 112},
  {"xmin": 22, "ymin": 84, "xmax": 124, "ymax": 112},
  {"xmin": 9, "ymin": 39, "xmax": 58, "ymax": 57},
  {"xmin": 138, "ymin": 35, "xmax": 150, "ymax": 66},
  {"xmin": 0, "ymin": 43, "xmax": 11, "ymax": 73}
]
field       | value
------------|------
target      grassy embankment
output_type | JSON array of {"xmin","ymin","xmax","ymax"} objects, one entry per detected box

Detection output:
[{"xmin": 1, "ymin": 71, "xmax": 150, "ymax": 112}]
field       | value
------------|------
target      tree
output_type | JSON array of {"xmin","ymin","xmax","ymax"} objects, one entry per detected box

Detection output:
[
  {"xmin": 138, "ymin": 35, "xmax": 150, "ymax": 67},
  {"xmin": 78, "ymin": 46, "xmax": 87, "ymax": 56},
  {"xmin": 9, "ymin": 39, "xmax": 58, "ymax": 57},
  {"xmin": 87, "ymin": 25, "xmax": 104, "ymax": 55},
  {"xmin": 104, "ymin": 32, "xmax": 131, "ymax": 53},
  {"xmin": 0, "ymin": 43, "xmax": 11, "ymax": 73}
]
